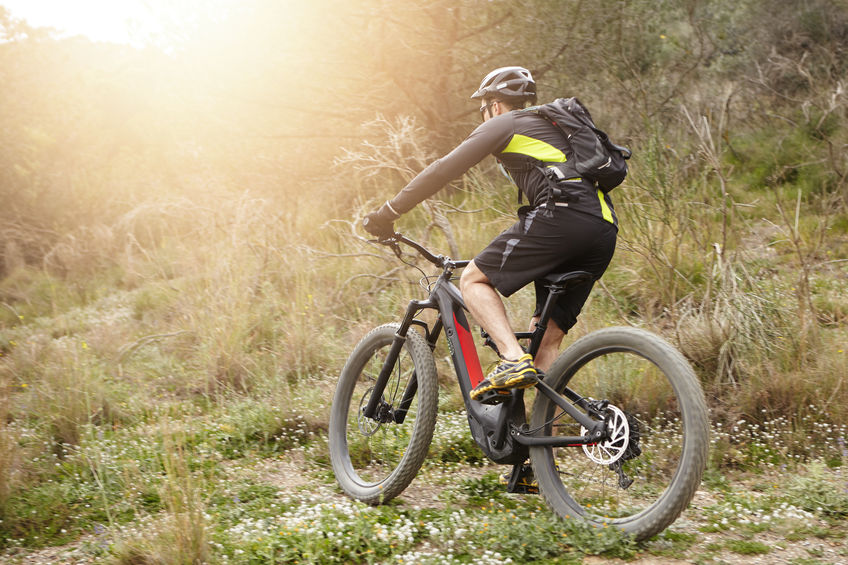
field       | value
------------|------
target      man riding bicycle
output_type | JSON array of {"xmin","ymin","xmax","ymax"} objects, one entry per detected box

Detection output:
[{"xmin": 363, "ymin": 66, "xmax": 617, "ymax": 403}]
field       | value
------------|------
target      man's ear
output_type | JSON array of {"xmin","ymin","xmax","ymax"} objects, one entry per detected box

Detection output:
[{"xmin": 494, "ymin": 100, "xmax": 512, "ymax": 115}]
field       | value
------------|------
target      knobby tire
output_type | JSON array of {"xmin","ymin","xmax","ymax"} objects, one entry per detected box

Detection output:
[
  {"xmin": 530, "ymin": 326, "xmax": 709, "ymax": 541},
  {"xmin": 329, "ymin": 324, "xmax": 438, "ymax": 504}
]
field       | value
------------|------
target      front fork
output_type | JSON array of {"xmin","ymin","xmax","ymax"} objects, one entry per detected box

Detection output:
[{"xmin": 361, "ymin": 298, "xmax": 435, "ymax": 422}]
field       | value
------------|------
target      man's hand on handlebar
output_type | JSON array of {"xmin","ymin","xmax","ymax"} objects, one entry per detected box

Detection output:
[{"xmin": 362, "ymin": 202, "xmax": 401, "ymax": 240}]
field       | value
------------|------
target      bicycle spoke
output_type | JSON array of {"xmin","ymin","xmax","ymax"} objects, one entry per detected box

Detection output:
[
  {"xmin": 341, "ymin": 330, "xmax": 427, "ymax": 487},
  {"xmin": 533, "ymin": 340, "xmax": 697, "ymax": 526}
]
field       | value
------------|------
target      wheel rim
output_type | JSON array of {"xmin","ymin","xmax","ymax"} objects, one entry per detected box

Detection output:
[
  {"xmin": 343, "ymin": 341, "xmax": 420, "ymax": 487},
  {"xmin": 541, "ymin": 348, "xmax": 687, "ymax": 523}
]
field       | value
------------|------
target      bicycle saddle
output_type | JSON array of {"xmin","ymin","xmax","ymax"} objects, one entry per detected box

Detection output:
[{"xmin": 540, "ymin": 270, "xmax": 594, "ymax": 289}]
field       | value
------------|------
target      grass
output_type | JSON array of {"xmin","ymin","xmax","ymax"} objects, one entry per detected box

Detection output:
[
  {"xmin": 0, "ymin": 204, "xmax": 846, "ymax": 563},
  {"xmin": 726, "ymin": 539, "xmax": 772, "ymax": 555},
  {"xmin": 0, "ymin": 105, "xmax": 846, "ymax": 564},
  {"xmin": 1, "ymin": 381, "xmax": 846, "ymax": 564}
]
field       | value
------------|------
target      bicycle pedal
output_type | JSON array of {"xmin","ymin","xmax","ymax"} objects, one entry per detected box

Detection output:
[
  {"xmin": 512, "ymin": 483, "xmax": 539, "ymax": 495},
  {"xmin": 500, "ymin": 478, "xmax": 538, "ymax": 494},
  {"xmin": 475, "ymin": 389, "xmax": 512, "ymax": 405},
  {"xmin": 499, "ymin": 463, "xmax": 539, "ymax": 495}
]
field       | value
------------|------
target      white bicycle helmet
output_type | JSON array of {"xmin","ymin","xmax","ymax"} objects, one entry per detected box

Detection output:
[{"xmin": 470, "ymin": 66, "xmax": 537, "ymax": 104}]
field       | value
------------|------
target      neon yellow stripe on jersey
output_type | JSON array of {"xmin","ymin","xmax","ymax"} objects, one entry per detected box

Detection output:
[
  {"xmin": 501, "ymin": 134, "xmax": 567, "ymax": 163},
  {"xmin": 597, "ymin": 189, "xmax": 614, "ymax": 223}
]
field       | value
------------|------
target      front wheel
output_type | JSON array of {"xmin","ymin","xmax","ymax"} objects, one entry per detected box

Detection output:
[
  {"xmin": 530, "ymin": 327, "xmax": 709, "ymax": 541},
  {"xmin": 329, "ymin": 324, "xmax": 438, "ymax": 504}
]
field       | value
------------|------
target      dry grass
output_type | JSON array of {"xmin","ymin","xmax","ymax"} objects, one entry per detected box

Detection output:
[{"xmin": 0, "ymin": 376, "xmax": 20, "ymax": 513}]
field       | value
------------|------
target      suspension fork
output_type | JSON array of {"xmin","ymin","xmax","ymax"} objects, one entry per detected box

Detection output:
[
  {"xmin": 392, "ymin": 319, "xmax": 442, "ymax": 424},
  {"xmin": 362, "ymin": 298, "xmax": 435, "ymax": 420}
]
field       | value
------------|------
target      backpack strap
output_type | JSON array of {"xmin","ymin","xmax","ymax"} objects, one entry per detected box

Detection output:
[
  {"xmin": 497, "ymin": 156, "xmax": 537, "ymax": 205},
  {"xmin": 535, "ymin": 164, "xmax": 582, "ymax": 212}
]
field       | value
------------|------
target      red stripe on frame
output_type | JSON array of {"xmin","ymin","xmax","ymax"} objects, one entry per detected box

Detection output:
[{"xmin": 453, "ymin": 312, "xmax": 485, "ymax": 387}]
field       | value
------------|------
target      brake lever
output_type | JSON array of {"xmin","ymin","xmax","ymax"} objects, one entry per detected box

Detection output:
[
  {"xmin": 388, "ymin": 238, "xmax": 402, "ymax": 258},
  {"xmin": 367, "ymin": 233, "xmax": 403, "ymax": 258}
]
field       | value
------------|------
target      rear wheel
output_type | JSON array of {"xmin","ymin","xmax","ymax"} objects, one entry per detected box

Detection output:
[
  {"xmin": 530, "ymin": 327, "xmax": 709, "ymax": 540},
  {"xmin": 329, "ymin": 324, "xmax": 438, "ymax": 504}
]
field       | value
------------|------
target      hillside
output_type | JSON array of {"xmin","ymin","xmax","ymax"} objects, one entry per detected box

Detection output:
[{"xmin": 1, "ymin": 0, "xmax": 847, "ymax": 562}]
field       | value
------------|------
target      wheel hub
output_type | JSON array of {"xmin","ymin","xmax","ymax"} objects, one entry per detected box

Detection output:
[{"xmin": 357, "ymin": 387, "xmax": 381, "ymax": 436}]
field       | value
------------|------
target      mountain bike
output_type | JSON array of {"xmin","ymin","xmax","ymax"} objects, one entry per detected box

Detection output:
[{"xmin": 328, "ymin": 233, "xmax": 709, "ymax": 541}]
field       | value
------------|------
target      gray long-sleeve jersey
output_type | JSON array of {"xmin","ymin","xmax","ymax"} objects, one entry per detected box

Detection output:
[{"xmin": 387, "ymin": 109, "xmax": 617, "ymax": 227}]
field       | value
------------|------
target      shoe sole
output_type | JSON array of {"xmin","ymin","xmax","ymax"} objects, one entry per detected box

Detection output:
[
  {"xmin": 473, "ymin": 389, "xmax": 512, "ymax": 405},
  {"xmin": 502, "ymin": 372, "xmax": 537, "ymax": 389},
  {"xmin": 470, "ymin": 373, "xmax": 537, "ymax": 401}
]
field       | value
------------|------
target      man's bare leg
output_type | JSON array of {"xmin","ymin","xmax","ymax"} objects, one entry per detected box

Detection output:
[
  {"xmin": 529, "ymin": 316, "xmax": 566, "ymax": 373},
  {"xmin": 459, "ymin": 261, "xmax": 525, "ymax": 361}
]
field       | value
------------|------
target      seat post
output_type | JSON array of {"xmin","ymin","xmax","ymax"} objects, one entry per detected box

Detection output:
[
  {"xmin": 528, "ymin": 286, "xmax": 565, "ymax": 357},
  {"xmin": 527, "ymin": 270, "xmax": 594, "ymax": 358}
]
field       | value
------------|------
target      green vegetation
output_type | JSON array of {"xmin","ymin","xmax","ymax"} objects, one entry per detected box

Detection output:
[
  {"xmin": 725, "ymin": 539, "xmax": 772, "ymax": 555},
  {"xmin": 2, "ymin": 0, "xmax": 848, "ymax": 562}
]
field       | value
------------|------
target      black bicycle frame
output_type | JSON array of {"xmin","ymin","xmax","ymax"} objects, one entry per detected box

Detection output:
[{"xmin": 362, "ymin": 236, "xmax": 607, "ymax": 463}]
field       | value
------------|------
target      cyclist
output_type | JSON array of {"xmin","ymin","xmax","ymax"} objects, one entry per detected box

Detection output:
[{"xmin": 363, "ymin": 66, "xmax": 617, "ymax": 402}]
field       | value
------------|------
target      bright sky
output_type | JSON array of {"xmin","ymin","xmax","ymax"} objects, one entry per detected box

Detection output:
[{"xmin": 1, "ymin": 0, "xmax": 223, "ymax": 45}]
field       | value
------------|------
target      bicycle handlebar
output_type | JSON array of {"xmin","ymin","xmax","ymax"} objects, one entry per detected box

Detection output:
[{"xmin": 378, "ymin": 233, "xmax": 470, "ymax": 270}]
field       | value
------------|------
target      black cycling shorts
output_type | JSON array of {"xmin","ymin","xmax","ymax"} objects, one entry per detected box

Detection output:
[{"xmin": 474, "ymin": 205, "xmax": 617, "ymax": 333}]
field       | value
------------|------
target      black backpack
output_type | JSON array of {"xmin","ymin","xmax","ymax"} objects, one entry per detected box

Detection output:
[{"xmin": 531, "ymin": 97, "xmax": 631, "ymax": 193}]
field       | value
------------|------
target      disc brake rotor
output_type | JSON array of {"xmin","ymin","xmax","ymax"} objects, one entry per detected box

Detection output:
[
  {"xmin": 580, "ymin": 404, "xmax": 630, "ymax": 465},
  {"xmin": 357, "ymin": 387, "xmax": 381, "ymax": 436}
]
